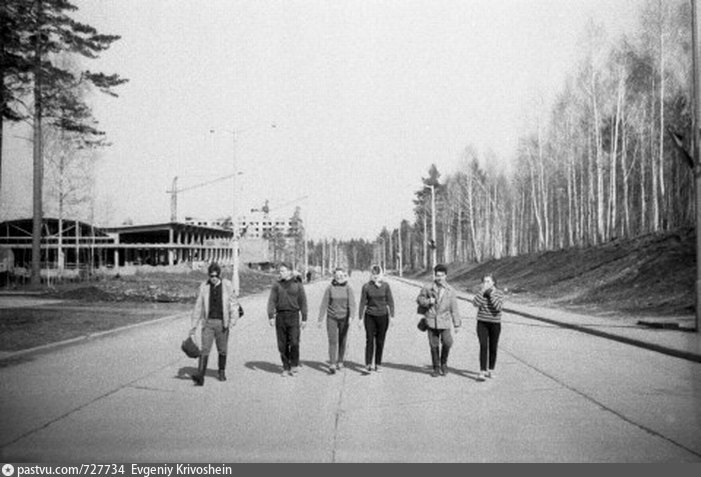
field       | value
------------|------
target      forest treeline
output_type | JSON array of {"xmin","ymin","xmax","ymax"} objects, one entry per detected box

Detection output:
[{"xmin": 371, "ymin": 0, "xmax": 695, "ymax": 272}]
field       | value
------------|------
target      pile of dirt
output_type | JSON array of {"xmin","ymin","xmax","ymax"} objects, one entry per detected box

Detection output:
[
  {"xmin": 49, "ymin": 267, "xmax": 275, "ymax": 303},
  {"xmin": 448, "ymin": 228, "xmax": 695, "ymax": 317}
]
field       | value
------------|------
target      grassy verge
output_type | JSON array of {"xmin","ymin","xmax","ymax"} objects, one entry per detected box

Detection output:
[{"xmin": 0, "ymin": 268, "xmax": 275, "ymax": 354}]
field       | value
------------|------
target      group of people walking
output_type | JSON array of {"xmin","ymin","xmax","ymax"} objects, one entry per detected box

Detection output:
[{"xmin": 188, "ymin": 261, "xmax": 504, "ymax": 385}]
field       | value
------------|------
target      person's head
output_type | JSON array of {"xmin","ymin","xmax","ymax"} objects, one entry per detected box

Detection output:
[
  {"xmin": 208, "ymin": 262, "xmax": 222, "ymax": 284},
  {"xmin": 333, "ymin": 267, "xmax": 347, "ymax": 283},
  {"xmin": 434, "ymin": 264, "xmax": 448, "ymax": 285},
  {"xmin": 481, "ymin": 274, "xmax": 496, "ymax": 290},
  {"xmin": 370, "ymin": 265, "xmax": 382, "ymax": 282},
  {"xmin": 278, "ymin": 262, "xmax": 293, "ymax": 281}
]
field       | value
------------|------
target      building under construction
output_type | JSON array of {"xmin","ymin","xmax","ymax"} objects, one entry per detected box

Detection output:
[{"xmin": 0, "ymin": 218, "xmax": 237, "ymax": 276}]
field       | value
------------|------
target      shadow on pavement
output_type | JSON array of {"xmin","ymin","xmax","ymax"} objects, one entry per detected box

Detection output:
[
  {"xmin": 299, "ymin": 360, "xmax": 330, "ymax": 374},
  {"xmin": 381, "ymin": 361, "xmax": 433, "ymax": 376},
  {"xmin": 244, "ymin": 361, "xmax": 282, "ymax": 374},
  {"xmin": 175, "ymin": 365, "xmax": 219, "ymax": 380}
]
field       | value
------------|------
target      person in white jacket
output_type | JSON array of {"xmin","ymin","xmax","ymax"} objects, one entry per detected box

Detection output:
[
  {"xmin": 416, "ymin": 264, "xmax": 462, "ymax": 377},
  {"xmin": 189, "ymin": 262, "xmax": 240, "ymax": 386}
]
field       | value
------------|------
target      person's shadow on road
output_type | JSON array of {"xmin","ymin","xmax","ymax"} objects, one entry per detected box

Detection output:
[
  {"xmin": 380, "ymin": 361, "xmax": 433, "ymax": 376},
  {"xmin": 244, "ymin": 361, "xmax": 283, "ymax": 374},
  {"xmin": 175, "ymin": 365, "xmax": 218, "ymax": 380},
  {"xmin": 454, "ymin": 369, "xmax": 484, "ymax": 381}
]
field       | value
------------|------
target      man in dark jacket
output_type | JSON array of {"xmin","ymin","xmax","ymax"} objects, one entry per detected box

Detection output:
[{"xmin": 268, "ymin": 262, "xmax": 308, "ymax": 377}]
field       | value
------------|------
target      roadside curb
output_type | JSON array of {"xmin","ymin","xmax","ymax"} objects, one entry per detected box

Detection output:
[
  {"xmin": 0, "ymin": 311, "xmax": 188, "ymax": 364},
  {"xmin": 390, "ymin": 276, "xmax": 701, "ymax": 364}
]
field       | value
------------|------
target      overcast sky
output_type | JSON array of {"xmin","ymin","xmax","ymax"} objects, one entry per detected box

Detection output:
[{"xmin": 1, "ymin": 0, "xmax": 644, "ymax": 240}]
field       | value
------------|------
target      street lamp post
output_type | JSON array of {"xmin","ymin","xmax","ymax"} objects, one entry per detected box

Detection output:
[
  {"xmin": 397, "ymin": 222, "xmax": 403, "ymax": 277},
  {"xmin": 425, "ymin": 184, "xmax": 437, "ymax": 270},
  {"xmin": 231, "ymin": 129, "xmax": 241, "ymax": 297},
  {"xmin": 210, "ymin": 123, "xmax": 276, "ymax": 297}
]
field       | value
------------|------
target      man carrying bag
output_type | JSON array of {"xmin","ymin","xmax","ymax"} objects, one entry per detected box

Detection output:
[{"xmin": 189, "ymin": 262, "xmax": 240, "ymax": 386}]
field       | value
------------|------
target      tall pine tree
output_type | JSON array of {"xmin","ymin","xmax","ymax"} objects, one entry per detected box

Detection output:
[{"xmin": 26, "ymin": 0, "xmax": 127, "ymax": 284}]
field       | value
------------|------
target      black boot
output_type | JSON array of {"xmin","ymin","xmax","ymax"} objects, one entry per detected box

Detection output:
[
  {"xmin": 218, "ymin": 354, "xmax": 227, "ymax": 382},
  {"xmin": 192, "ymin": 355, "xmax": 208, "ymax": 386},
  {"xmin": 440, "ymin": 347, "xmax": 450, "ymax": 377},
  {"xmin": 430, "ymin": 348, "xmax": 440, "ymax": 377}
]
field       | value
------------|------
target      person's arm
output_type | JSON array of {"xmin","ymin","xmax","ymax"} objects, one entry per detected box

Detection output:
[
  {"xmin": 299, "ymin": 283, "xmax": 308, "ymax": 323},
  {"xmin": 347, "ymin": 286, "xmax": 356, "ymax": 321},
  {"xmin": 450, "ymin": 291, "xmax": 461, "ymax": 328},
  {"xmin": 386, "ymin": 284, "xmax": 395, "ymax": 318},
  {"xmin": 417, "ymin": 286, "xmax": 432, "ymax": 307},
  {"xmin": 226, "ymin": 280, "xmax": 238, "ymax": 328},
  {"xmin": 267, "ymin": 284, "xmax": 278, "ymax": 326},
  {"xmin": 358, "ymin": 285, "xmax": 367, "ymax": 324},
  {"xmin": 488, "ymin": 288, "xmax": 504, "ymax": 312},
  {"xmin": 318, "ymin": 286, "xmax": 330, "ymax": 325},
  {"xmin": 190, "ymin": 283, "xmax": 204, "ymax": 335},
  {"xmin": 472, "ymin": 292, "xmax": 486, "ymax": 309}
]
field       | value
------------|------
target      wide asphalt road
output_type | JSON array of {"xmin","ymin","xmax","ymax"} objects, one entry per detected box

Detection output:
[{"xmin": 1, "ymin": 272, "xmax": 700, "ymax": 462}]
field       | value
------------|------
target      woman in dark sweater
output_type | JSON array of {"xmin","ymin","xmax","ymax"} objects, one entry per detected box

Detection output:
[
  {"xmin": 317, "ymin": 267, "xmax": 356, "ymax": 374},
  {"xmin": 358, "ymin": 265, "xmax": 395, "ymax": 373}
]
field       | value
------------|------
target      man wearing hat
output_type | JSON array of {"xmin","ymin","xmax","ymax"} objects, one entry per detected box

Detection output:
[{"xmin": 189, "ymin": 262, "xmax": 240, "ymax": 386}]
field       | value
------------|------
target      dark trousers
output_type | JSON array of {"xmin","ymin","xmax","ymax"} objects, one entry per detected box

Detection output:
[
  {"xmin": 276, "ymin": 312, "xmax": 301, "ymax": 370},
  {"xmin": 201, "ymin": 319, "xmax": 229, "ymax": 357},
  {"xmin": 364, "ymin": 313, "xmax": 389, "ymax": 366},
  {"xmin": 326, "ymin": 318, "xmax": 350, "ymax": 364},
  {"xmin": 476, "ymin": 320, "xmax": 501, "ymax": 371},
  {"xmin": 427, "ymin": 328, "xmax": 453, "ymax": 367}
]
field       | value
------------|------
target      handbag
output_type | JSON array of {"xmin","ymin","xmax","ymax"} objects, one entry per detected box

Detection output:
[
  {"xmin": 417, "ymin": 317, "xmax": 428, "ymax": 332},
  {"xmin": 181, "ymin": 336, "xmax": 200, "ymax": 358}
]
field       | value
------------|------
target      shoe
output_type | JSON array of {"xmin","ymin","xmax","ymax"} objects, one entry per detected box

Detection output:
[
  {"xmin": 217, "ymin": 355, "xmax": 227, "ymax": 382},
  {"xmin": 439, "ymin": 365, "xmax": 446, "ymax": 377},
  {"xmin": 328, "ymin": 366, "xmax": 336, "ymax": 375},
  {"xmin": 486, "ymin": 370, "xmax": 495, "ymax": 379},
  {"xmin": 281, "ymin": 369, "xmax": 289, "ymax": 377},
  {"xmin": 363, "ymin": 365, "xmax": 372, "ymax": 374},
  {"xmin": 431, "ymin": 368, "xmax": 440, "ymax": 378},
  {"xmin": 192, "ymin": 356, "xmax": 208, "ymax": 386},
  {"xmin": 374, "ymin": 365, "xmax": 381, "ymax": 373},
  {"xmin": 290, "ymin": 367, "xmax": 299, "ymax": 376},
  {"xmin": 477, "ymin": 371, "xmax": 486, "ymax": 381},
  {"xmin": 336, "ymin": 362, "xmax": 343, "ymax": 370}
]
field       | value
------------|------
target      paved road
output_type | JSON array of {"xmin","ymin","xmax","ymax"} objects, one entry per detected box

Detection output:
[{"xmin": 1, "ymin": 273, "xmax": 700, "ymax": 462}]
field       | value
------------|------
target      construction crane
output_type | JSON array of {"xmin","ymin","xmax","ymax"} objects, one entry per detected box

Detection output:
[
  {"xmin": 166, "ymin": 174, "xmax": 238, "ymax": 222},
  {"xmin": 250, "ymin": 195, "xmax": 309, "ymax": 216}
]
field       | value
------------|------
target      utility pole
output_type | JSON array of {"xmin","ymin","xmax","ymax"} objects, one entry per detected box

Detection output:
[
  {"xmin": 397, "ymin": 222, "xmax": 403, "ymax": 277},
  {"xmin": 429, "ymin": 184, "xmax": 437, "ymax": 269},
  {"xmin": 231, "ymin": 129, "xmax": 240, "ymax": 296},
  {"xmin": 693, "ymin": 0, "xmax": 700, "ymax": 332}
]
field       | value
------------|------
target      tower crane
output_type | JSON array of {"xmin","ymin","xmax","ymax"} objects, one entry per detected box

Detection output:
[{"xmin": 166, "ymin": 174, "xmax": 238, "ymax": 222}]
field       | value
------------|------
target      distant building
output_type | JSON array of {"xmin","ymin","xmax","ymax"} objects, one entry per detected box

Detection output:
[
  {"xmin": 183, "ymin": 216, "xmax": 232, "ymax": 229},
  {"xmin": 238, "ymin": 209, "xmax": 295, "ymax": 239},
  {"xmin": 0, "ymin": 218, "xmax": 235, "ymax": 272}
]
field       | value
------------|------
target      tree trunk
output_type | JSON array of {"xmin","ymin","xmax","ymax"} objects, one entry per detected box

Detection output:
[{"xmin": 31, "ymin": 0, "xmax": 44, "ymax": 286}]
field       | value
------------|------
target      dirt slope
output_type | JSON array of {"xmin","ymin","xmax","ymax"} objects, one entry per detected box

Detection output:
[{"xmin": 442, "ymin": 228, "xmax": 695, "ymax": 318}]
